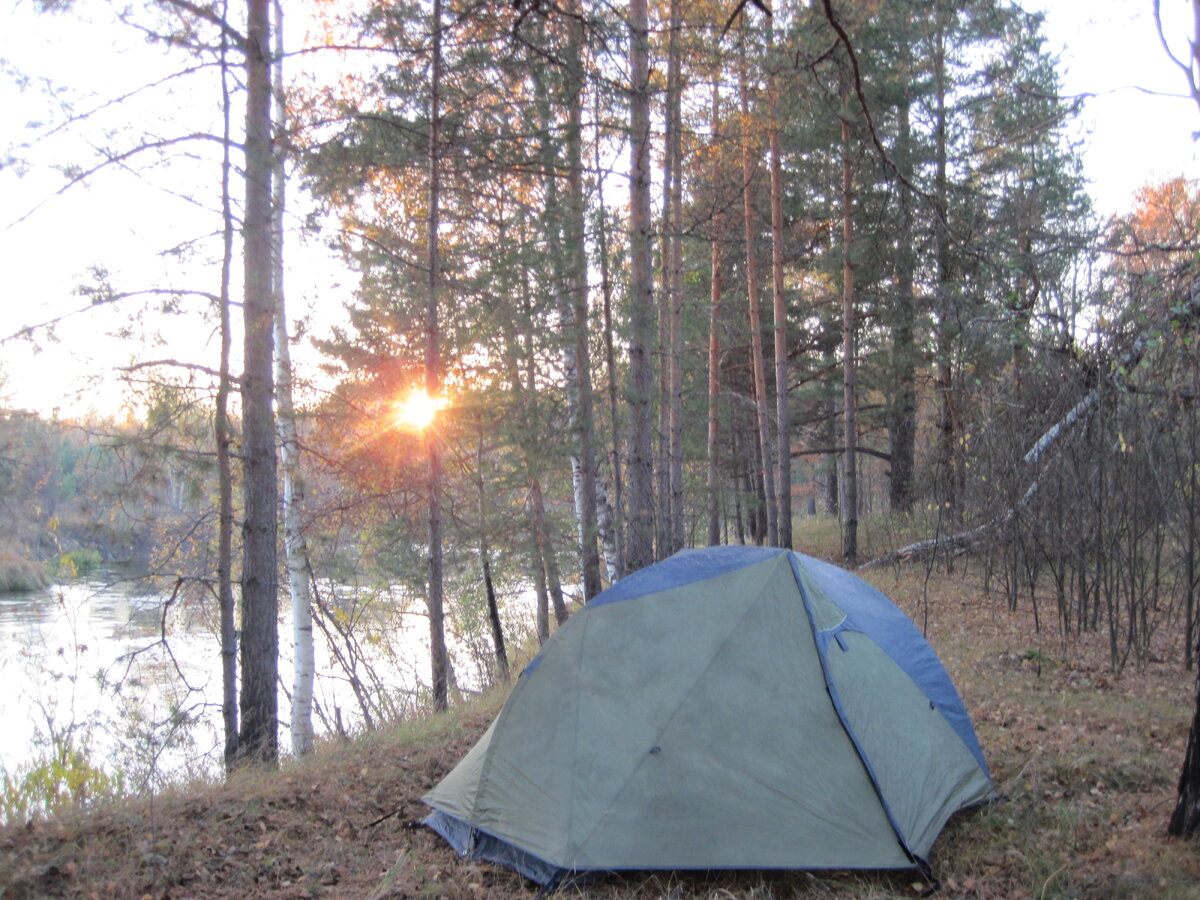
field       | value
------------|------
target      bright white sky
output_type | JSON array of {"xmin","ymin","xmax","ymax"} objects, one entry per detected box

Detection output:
[{"xmin": 0, "ymin": 0, "xmax": 1196, "ymax": 418}]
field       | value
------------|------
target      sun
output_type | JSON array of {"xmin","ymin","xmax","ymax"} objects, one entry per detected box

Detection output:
[{"xmin": 393, "ymin": 389, "xmax": 445, "ymax": 430}]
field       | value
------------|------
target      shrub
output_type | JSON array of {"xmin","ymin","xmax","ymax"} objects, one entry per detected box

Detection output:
[{"xmin": 0, "ymin": 556, "xmax": 48, "ymax": 592}]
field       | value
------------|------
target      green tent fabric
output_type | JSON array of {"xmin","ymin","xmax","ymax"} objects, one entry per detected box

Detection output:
[{"xmin": 423, "ymin": 546, "xmax": 994, "ymax": 886}]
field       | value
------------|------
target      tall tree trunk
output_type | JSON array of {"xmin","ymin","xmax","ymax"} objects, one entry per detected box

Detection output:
[
  {"xmin": 238, "ymin": 0, "xmax": 279, "ymax": 766},
  {"xmin": 840, "ymin": 71, "xmax": 858, "ymax": 564},
  {"xmin": 626, "ymin": 0, "xmax": 656, "ymax": 573},
  {"xmin": 216, "ymin": 0, "xmax": 237, "ymax": 770},
  {"xmin": 594, "ymin": 89, "xmax": 624, "ymax": 579},
  {"xmin": 706, "ymin": 81, "xmax": 723, "ymax": 547},
  {"xmin": 426, "ymin": 0, "xmax": 449, "ymax": 713},
  {"xmin": 269, "ymin": 1, "xmax": 315, "ymax": 757},
  {"xmin": 738, "ymin": 34, "xmax": 778, "ymax": 547},
  {"xmin": 933, "ymin": 14, "xmax": 959, "ymax": 522},
  {"xmin": 665, "ymin": 0, "xmax": 685, "ymax": 556},
  {"xmin": 563, "ymin": 0, "xmax": 602, "ymax": 600},
  {"xmin": 767, "ymin": 42, "xmax": 791, "ymax": 550},
  {"xmin": 889, "ymin": 66, "xmax": 917, "ymax": 515}
]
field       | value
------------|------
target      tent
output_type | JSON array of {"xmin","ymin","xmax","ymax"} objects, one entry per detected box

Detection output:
[{"xmin": 423, "ymin": 546, "xmax": 994, "ymax": 887}]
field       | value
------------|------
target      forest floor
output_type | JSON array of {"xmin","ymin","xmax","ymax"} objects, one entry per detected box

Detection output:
[{"xmin": 2, "ymin": 553, "xmax": 1200, "ymax": 899}]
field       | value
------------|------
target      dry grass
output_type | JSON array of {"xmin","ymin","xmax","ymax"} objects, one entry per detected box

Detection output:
[{"xmin": 2, "ymin": 546, "xmax": 1200, "ymax": 899}]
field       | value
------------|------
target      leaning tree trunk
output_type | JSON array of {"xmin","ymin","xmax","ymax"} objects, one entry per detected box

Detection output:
[{"xmin": 238, "ymin": 0, "xmax": 279, "ymax": 766}]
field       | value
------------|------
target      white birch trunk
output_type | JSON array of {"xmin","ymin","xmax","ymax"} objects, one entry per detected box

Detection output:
[{"xmin": 270, "ymin": 1, "xmax": 314, "ymax": 757}]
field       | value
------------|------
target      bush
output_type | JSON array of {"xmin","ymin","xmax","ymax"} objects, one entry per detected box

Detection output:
[
  {"xmin": 0, "ymin": 737, "xmax": 124, "ymax": 825},
  {"xmin": 49, "ymin": 548, "xmax": 103, "ymax": 580},
  {"xmin": 0, "ymin": 556, "xmax": 48, "ymax": 592}
]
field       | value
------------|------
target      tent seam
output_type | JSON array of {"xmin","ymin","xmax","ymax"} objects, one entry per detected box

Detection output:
[{"xmin": 788, "ymin": 553, "xmax": 926, "ymax": 872}]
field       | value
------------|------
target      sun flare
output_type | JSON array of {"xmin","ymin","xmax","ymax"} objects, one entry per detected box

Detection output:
[{"xmin": 393, "ymin": 389, "xmax": 445, "ymax": 430}]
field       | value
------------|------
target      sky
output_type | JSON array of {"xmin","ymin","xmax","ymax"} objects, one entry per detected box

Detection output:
[{"xmin": 0, "ymin": 0, "xmax": 1197, "ymax": 419}]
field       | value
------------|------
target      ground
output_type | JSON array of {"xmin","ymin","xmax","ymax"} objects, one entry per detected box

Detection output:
[{"xmin": 1, "ymin": 559, "xmax": 1199, "ymax": 899}]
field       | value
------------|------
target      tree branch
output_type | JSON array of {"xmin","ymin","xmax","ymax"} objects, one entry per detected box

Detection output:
[
  {"xmin": 4, "ymin": 133, "xmax": 237, "ymax": 233},
  {"xmin": 120, "ymin": 358, "xmax": 233, "ymax": 382},
  {"xmin": 158, "ymin": 0, "xmax": 247, "ymax": 49}
]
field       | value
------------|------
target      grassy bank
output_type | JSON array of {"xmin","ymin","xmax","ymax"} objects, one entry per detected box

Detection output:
[
  {"xmin": 1, "ymin": 559, "xmax": 1198, "ymax": 898},
  {"xmin": 0, "ymin": 555, "xmax": 47, "ymax": 592}
]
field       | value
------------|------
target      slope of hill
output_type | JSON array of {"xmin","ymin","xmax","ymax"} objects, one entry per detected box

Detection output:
[{"xmin": 1, "ymin": 566, "xmax": 1197, "ymax": 899}]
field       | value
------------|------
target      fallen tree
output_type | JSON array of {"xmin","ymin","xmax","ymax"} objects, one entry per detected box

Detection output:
[{"xmin": 860, "ymin": 277, "xmax": 1200, "ymax": 571}]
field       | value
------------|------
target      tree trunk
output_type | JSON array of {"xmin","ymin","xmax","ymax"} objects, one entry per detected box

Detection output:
[
  {"xmin": 595, "ymin": 476, "xmax": 620, "ymax": 586},
  {"xmin": 530, "ymin": 529, "xmax": 551, "ymax": 645},
  {"xmin": 1170, "ymin": 668, "xmax": 1200, "ymax": 836},
  {"xmin": 594, "ymin": 88, "xmax": 624, "ymax": 580},
  {"xmin": 665, "ymin": 0, "xmax": 685, "ymax": 557},
  {"xmin": 767, "ymin": 44, "xmax": 791, "ymax": 550},
  {"xmin": 933, "ymin": 16, "xmax": 959, "ymax": 522},
  {"xmin": 564, "ymin": 0, "xmax": 603, "ymax": 600},
  {"xmin": 476, "ymin": 433, "xmax": 508, "ymax": 681},
  {"xmin": 840, "ymin": 72, "xmax": 858, "ymax": 564},
  {"xmin": 889, "ymin": 64, "xmax": 917, "ymax": 515},
  {"xmin": 822, "ymin": 347, "xmax": 839, "ymax": 516},
  {"xmin": 706, "ymin": 81, "xmax": 723, "ymax": 548},
  {"xmin": 269, "ymin": 0, "xmax": 315, "ymax": 757},
  {"xmin": 426, "ymin": 0, "xmax": 449, "ymax": 713},
  {"xmin": 530, "ymin": 475, "xmax": 569, "ymax": 624},
  {"xmin": 738, "ymin": 35, "xmax": 778, "ymax": 548},
  {"xmin": 238, "ymin": 0, "xmax": 279, "ymax": 766},
  {"xmin": 216, "ymin": 3, "xmax": 238, "ymax": 770},
  {"xmin": 626, "ymin": 0, "xmax": 656, "ymax": 574}
]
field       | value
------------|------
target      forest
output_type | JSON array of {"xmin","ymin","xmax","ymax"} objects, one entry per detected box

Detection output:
[{"xmin": 2, "ymin": 0, "xmax": 1200, "ymax": 894}]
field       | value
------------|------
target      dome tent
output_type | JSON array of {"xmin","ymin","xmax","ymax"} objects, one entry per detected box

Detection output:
[{"xmin": 423, "ymin": 546, "xmax": 994, "ymax": 887}]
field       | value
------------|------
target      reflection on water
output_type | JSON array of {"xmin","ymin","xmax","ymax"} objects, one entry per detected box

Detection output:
[
  {"xmin": 0, "ymin": 570, "xmax": 221, "ymax": 784},
  {"xmin": 0, "ymin": 569, "xmax": 527, "ymax": 787}
]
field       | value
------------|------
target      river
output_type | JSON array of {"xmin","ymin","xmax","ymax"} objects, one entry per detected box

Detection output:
[{"xmin": 0, "ymin": 569, "xmax": 512, "ymax": 791}]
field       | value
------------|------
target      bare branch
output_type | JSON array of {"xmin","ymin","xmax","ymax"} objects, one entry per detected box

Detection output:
[
  {"xmin": 4, "ymin": 133, "xmax": 238, "ymax": 233},
  {"xmin": 2, "ymin": 287, "xmax": 227, "ymax": 345},
  {"xmin": 157, "ymin": 0, "xmax": 247, "ymax": 49},
  {"xmin": 120, "ymin": 358, "xmax": 232, "ymax": 381}
]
